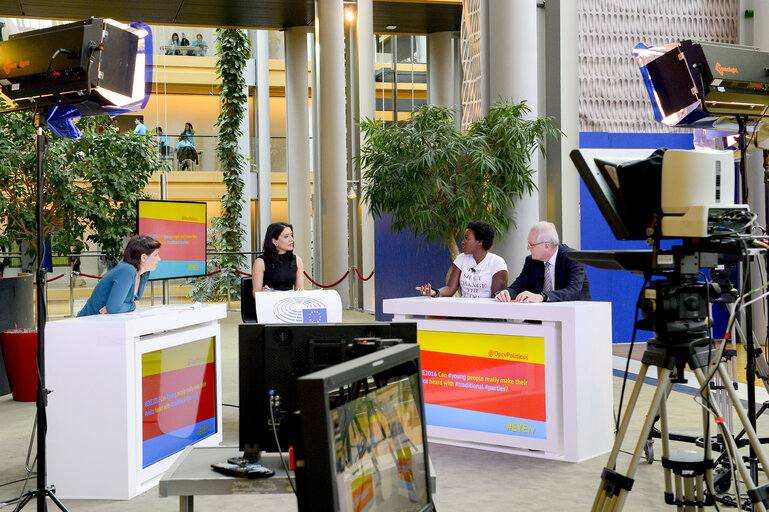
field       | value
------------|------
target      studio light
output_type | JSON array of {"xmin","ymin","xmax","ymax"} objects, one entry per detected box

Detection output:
[
  {"xmin": 0, "ymin": 17, "xmax": 152, "ymax": 136},
  {"xmin": 634, "ymin": 40, "xmax": 769, "ymax": 130}
]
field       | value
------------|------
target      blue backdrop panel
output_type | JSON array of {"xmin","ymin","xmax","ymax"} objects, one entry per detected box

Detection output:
[
  {"xmin": 374, "ymin": 212, "xmax": 452, "ymax": 320},
  {"xmin": 579, "ymin": 132, "xmax": 694, "ymax": 343}
]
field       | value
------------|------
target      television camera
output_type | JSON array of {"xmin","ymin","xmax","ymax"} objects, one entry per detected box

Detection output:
[{"xmin": 571, "ymin": 145, "xmax": 768, "ymax": 511}]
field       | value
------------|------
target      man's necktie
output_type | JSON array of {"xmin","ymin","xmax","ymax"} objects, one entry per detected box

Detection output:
[{"xmin": 543, "ymin": 262, "xmax": 553, "ymax": 292}]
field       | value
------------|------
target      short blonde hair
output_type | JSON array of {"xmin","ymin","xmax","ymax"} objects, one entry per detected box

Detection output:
[{"xmin": 530, "ymin": 221, "xmax": 559, "ymax": 245}]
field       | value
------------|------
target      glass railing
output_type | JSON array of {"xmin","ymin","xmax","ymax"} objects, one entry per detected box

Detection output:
[
  {"xmin": 151, "ymin": 26, "xmax": 217, "ymax": 57},
  {"xmin": 146, "ymin": 134, "xmax": 301, "ymax": 174},
  {"xmin": 156, "ymin": 134, "xmax": 220, "ymax": 172}
]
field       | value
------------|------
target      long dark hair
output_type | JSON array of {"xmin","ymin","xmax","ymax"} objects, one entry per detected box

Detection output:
[
  {"xmin": 124, "ymin": 235, "xmax": 161, "ymax": 271},
  {"xmin": 261, "ymin": 222, "xmax": 293, "ymax": 266}
]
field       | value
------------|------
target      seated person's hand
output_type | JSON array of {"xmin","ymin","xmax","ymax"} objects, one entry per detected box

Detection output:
[
  {"xmin": 515, "ymin": 291, "xmax": 545, "ymax": 303},
  {"xmin": 415, "ymin": 284, "xmax": 434, "ymax": 296},
  {"xmin": 262, "ymin": 285, "xmax": 272, "ymax": 291},
  {"xmin": 495, "ymin": 289, "xmax": 512, "ymax": 302},
  {"xmin": 99, "ymin": 306, "xmax": 108, "ymax": 314}
]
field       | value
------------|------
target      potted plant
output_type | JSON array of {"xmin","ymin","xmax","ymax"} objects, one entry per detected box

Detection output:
[
  {"xmin": 358, "ymin": 100, "xmax": 560, "ymax": 261},
  {"xmin": 0, "ymin": 103, "xmax": 167, "ymax": 262}
]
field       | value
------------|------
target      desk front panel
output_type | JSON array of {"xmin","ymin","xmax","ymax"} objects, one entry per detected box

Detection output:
[{"xmin": 415, "ymin": 319, "xmax": 560, "ymax": 454}]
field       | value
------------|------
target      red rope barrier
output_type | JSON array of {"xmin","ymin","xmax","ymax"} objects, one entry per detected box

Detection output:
[
  {"xmin": 235, "ymin": 269, "xmax": 252, "ymax": 276},
  {"xmin": 205, "ymin": 269, "xmax": 222, "ymax": 276},
  {"xmin": 79, "ymin": 272, "xmax": 103, "ymax": 280},
  {"xmin": 35, "ymin": 273, "xmax": 67, "ymax": 284},
  {"xmin": 303, "ymin": 270, "xmax": 350, "ymax": 289},
  {"xmin": 354, "ymin": 267, "xmax": 374, "ymax": 281},
  {"xmin": 46, "ymin": 273, "xmax": 65, "ymax": 283}
]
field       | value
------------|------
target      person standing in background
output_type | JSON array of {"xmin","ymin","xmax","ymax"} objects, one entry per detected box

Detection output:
[
  {"xmin": 175, "ymin": 122, "xmax": 197, "ymax": 170},
  {"xmin": 179, "ymin": 122, "xmax": 195, "ymax": 146},
  {"xmin": 180, "ymin": 33, "xmax": 191, "ymax": 55},
  {"xmin": 156, "ymin": 127, "xmax": 171, "ymax": 156},
  {"xmin": 166, "ymin": 32, "xmax": 181, "ymax": 55},
  {"xmin": 133, "ymin": 116, "xmax": 148, "ymax": 136},
  {"xmin": 191, "ymin": 33, "xmax": 208, "ymax": 56}
]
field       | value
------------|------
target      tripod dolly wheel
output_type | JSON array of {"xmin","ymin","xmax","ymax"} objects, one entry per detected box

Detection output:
[
  {"xmin": 713, "ymin": 467, "xmax": 732, "ymax": 494},
  {"xmin": 644, "ymin": 438, "xmax": 654, "ymax": 464}
]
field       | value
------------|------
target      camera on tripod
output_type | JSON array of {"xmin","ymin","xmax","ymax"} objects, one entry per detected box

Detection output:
[
  {"xmin": 569, "ymin": 145, "xmax": 768, "ymax": 511},
  {"xmin": 637, "ymin": 278, "xmax": 712, "ymax": 339}
]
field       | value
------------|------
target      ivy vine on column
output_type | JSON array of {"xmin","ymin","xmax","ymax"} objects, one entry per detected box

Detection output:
[{"xmin": 215, "ymin": 28, "xmax": 250, "ymax": 297}]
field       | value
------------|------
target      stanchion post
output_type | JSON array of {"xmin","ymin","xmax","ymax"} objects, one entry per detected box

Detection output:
[
  {"xmin": 226, "ymin": 267, "xmax": 232, "ymax": 312},
  {"xmin": 69, "ymin": 270, "xmax": 74, "ymax": 317},
  {"xmin": 349, "ymin": 265, "xmax": 356, "ymax": 311}
]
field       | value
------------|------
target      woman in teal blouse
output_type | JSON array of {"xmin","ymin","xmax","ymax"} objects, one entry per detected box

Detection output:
[{"xmin": 77, "ymin": 236, "xmax": 162, "ymax": 316}]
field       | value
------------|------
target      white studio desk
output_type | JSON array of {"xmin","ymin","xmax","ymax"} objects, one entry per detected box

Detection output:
[
  {"xmin": 383, "ymin": 297, "xmax": 612, "ymax": 463},
  {"xmin": 45, "ymin": 304, "xmax": 227, "ymax": 499}
]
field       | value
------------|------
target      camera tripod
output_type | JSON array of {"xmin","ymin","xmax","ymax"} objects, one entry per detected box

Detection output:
[{"xmin": 594, "ymin": 332, "xmax": 769, "ymax": 511}]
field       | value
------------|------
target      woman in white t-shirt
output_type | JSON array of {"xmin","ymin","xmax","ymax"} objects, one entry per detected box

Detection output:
[{"xmin": 416, "ymin": 221, "xmax": 508, "ymax": 299}]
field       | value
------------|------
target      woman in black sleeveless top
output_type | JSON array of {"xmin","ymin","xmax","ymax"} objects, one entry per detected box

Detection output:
[{"xmin": 252, "ymin": 222, "xmax": 305, "ymax": 294}]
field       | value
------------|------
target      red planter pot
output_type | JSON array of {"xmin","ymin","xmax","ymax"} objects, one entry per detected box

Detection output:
[{"xmin": 0, "ymin": 329, "xmax": 38, "ymax": 402}]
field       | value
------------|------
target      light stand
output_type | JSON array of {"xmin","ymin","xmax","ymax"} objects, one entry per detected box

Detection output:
[
  {"xmin": 11, "ymin": 110, "xmax": 69, "ymax": 512},
  {"xmin": 0, "ymin": 17, "xmax": 148, "ymax": 511},
  {"xmin": 734, "ymin": 115, "xmax": 761, "ymax": 487}
]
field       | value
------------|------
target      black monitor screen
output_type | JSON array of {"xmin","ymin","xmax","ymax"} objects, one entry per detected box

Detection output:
[
  {"xmin": 570, "ymin": 148, "xmax": 664, "ymax": 240},
  {"xmin": 296, "ymin": 344, "xmax": 435, "ymax": 512},
  {"xmin": 238, "ymin": 322, "xmax": 418, "ymax": 457}
]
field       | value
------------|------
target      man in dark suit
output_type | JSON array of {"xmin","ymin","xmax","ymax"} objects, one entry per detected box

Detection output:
[{"xmin": 495, "ymin": 221, "xmax": 591, "ymax": 303}]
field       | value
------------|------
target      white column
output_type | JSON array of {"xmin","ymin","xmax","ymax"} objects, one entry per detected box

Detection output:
[
  {"xmin": 357, "ymin": 0, "xmax": 376, "ymax": 313},
  {"xmin": 428, "ymin": 31, "xmax": 459, "ymax": 108},
  {"xmin": 285, "ymin": 27, "xmax": 312, "ymax": 290},
  {"xmin": 546, "ymin": 0, "xmax": 580, "ymax": 247},
  {"xmin": 317, "ymin": 0, "xmax": 350, "ymax": 307},
  {"xmin": 255, "ymin": 30, "xmax": 272, "ymax": 245},
  {"xmin": 487, "ymin": 0, "xmax": 539, "ymax": 277}
]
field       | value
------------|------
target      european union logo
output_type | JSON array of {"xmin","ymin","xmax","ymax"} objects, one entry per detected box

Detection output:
[{"xmin": 302, "ymin": 308, "xmax": 328, "ymax": 323}]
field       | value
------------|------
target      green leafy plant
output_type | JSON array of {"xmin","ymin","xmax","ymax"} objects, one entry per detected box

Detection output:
[
  {"xmin": 0, "ymin": 103, "xmax": 166, "ymax": 260},
  {"xmin": 213, "ymin": 28, "xmax": 250, "ymax": 297},
  {"xmin": 357, "ymin": 100, "xmax": 561, "ymax": 260}
]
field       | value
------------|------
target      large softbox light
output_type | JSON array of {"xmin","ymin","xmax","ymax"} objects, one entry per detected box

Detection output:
[
  {"xmin": 0, "ymin": 18, "xmax": 152, "ymax": 137},
  {"xmin": 634, "ymin": 40, "xmax": 769, "ymax": 131}
]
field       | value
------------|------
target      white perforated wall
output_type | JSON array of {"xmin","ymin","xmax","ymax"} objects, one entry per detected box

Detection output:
[
  {"xmin": 579, "ymin": 0, "xmax": 739, "ymax": 132},
  {"xmin": 461, "ymin": 0, "xmax": 483, "ymax": 130}
]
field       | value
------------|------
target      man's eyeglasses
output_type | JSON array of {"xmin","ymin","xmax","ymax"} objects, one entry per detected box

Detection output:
[{"xmin": 527, "ymin": 241, "xmax": 546, "ymax": 248}]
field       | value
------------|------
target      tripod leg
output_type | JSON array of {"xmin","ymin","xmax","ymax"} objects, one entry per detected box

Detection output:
[
  {"xmin": 593, "ymin": 365, "xmax": 673, "ymax": 512},
  {"xmin": 14, "ymin": 492, "xmax": 34, "ymax": 511},
  {"xmin": 46, "ymin": 490, "xmax": 70, "ymax": 512},
  {"xmin": 593, "ymin": 363, "xmax": 651, "ymax": 511},
  {"xmin": 656, "ymin": 383, "xmax": 675, "ymax": 505},
  {"xmin": 698, "ymin": 365, "xmax": 769, "ymax": 512}
]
